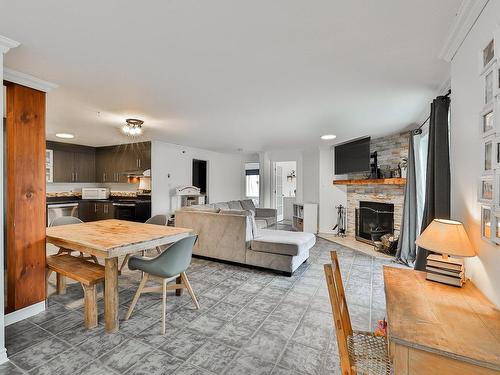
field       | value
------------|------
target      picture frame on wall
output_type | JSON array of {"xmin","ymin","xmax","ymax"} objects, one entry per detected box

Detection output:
[
  {"xmin": 485, "ymin": 69, "xmax": 494, "ymax": 105},
  {"xmin": 492, "ymin": 213, "xmax": 500, "ymax": 245},
  {"xmin": 481, "ymin": 206, "xmax": 492, "ymax": 241},
  {"xmin": 482, "ymin": 136, "xmax": 494, "ymax": 175},
  {"xmin": 479, "ymin": 176, "xmax": 494, "ymax": 203},
  {"xmin": 480, "ymin": 105, "xmax": 495, "ymax": 137},
  {"xmin": 483, "ymin": 39, "xmax": 495, "ymax": 69}
]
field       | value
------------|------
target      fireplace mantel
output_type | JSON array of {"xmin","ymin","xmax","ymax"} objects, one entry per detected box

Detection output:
[{"xmin": 333, "ymin": 178, "xmax": 406, "ymax": 186}]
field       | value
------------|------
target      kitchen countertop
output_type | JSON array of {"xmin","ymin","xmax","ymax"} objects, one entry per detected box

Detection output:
[{"xmin": 47, "ymin": 196, "xmax": 151, "ymax": 205}]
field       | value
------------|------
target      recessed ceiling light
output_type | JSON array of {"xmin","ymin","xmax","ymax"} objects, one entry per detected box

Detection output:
[
  {"xmin": 55, "ymin": 133, "xmax": 75, "ymax": 139},
  {"xmin": 320, "ymin": 134, "xmax": 336, "ymax": 140}
]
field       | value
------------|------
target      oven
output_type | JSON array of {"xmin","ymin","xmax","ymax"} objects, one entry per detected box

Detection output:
[{"xmin": 113, "ymin": 200, "xmax": 151, "ymax": 222}]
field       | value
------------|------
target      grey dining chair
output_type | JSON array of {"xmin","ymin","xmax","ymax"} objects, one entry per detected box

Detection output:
[
  {"xmin": 119, "ymin": 215, "xmax": 168, "ymax": 271},
  {"xmin": 125, "ymin": 235, "xmax": 199, "ymax": 334},
  {"xmin": 50, "ymin": 216, "xmax": 99, "ymax": 264}
]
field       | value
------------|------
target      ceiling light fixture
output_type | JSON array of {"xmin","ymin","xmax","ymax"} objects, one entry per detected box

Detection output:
[
  {"xmin": 55, "ymin": 133, "xmax": 75, "ymax": 139},
  {"xmin": 321, "ymin": 134, "xmax": 337, "ymax": 140},
  {"xmin": 122, "ymin": 118, "xmax": 144, "ymax": 137}
]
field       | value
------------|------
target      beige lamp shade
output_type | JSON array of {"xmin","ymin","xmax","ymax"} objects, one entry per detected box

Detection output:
[{"xmin": 415, "ymin": 219, "xmax": 476, "ymax": 257}]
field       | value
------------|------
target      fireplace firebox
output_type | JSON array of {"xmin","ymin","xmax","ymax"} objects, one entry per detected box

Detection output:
[{"xmin": 355, "ymin": 201, "xmax": 394, "ymax": 245}]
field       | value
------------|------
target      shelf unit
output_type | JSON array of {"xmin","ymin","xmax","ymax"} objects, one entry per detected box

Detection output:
[{"xmin": 292, "ymin": 203, "xmax": 318, "ymax": 233}]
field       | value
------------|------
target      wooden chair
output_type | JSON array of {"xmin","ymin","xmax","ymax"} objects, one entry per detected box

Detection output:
[
  {"xmin": 119, "ymin": 215, "xmax": 168, "ymax": 271},
  {"xmin": 324, "ymin": 251, "xmax": 392, "ymax": 375},
  {"xmin": 50, "ymin": 216, "xmax": 99, "ymax": 264},
  {"xmin": 46, "ymin": 254, "xmax": 105, "ymax": 329},
  {"xmin": 125, "ymin": 235, "xmax": 199, "ymax": 334}
]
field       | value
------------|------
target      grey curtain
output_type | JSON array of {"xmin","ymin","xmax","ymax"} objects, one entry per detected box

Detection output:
[
  {"xmin": 396, "ymin": 132, "xmax": 417, "ymax": 265},
  {"xmin": 414, "ymin": 96, "xmax": 451, "ymax": 271}
]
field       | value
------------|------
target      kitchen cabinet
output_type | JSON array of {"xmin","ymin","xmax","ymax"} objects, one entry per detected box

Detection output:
[
  {"xmin": 47, "ymin": 141, "xmax": 96, "ymax": 182},
  {"xmin": 78, "ymin": 201, "xmax": 114, "ymax": 222}
]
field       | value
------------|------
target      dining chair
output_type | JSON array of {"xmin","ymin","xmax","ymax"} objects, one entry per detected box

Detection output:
[
  {"xmin": 324, "ymin": 251, "xmax": 392, "ymax": 375},
  {"xmin": 50, "ymin": 216, "xmax": 99, "ymax": 264},
  {"xmin": 119, "ymin": 214, "xmax": 168, "ymax": 271},
  {"xmin": 125, "ymin": 235, "xmax": 200, "ymax": 334}
]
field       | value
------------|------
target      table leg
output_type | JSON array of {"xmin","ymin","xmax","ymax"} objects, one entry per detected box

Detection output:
[
  {"xmin": 104, "ymin": 257, "xmax": 119, "ymax": 333},
  {"xmin": 176, "ymin": 275, "xmax": 183, "ymax": 296}
]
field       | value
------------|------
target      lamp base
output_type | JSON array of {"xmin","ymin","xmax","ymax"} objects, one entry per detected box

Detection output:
[{"xmin": 426, "ymin": 254, "xmax": 465, "ymax": 287}]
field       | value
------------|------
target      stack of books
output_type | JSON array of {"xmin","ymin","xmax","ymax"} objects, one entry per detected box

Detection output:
[{"xmin": 426, "ymin": 254, "xmax": 464, "ymax": 287}]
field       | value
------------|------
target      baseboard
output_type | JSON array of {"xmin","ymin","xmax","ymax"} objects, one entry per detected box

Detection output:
[
  {"xmin": 0, "ymin": 347, "xmax": 7, "ymax": 364},
  {"xmin": 5, "ymin": 301, "xmax": 46, "ymax": 326}
]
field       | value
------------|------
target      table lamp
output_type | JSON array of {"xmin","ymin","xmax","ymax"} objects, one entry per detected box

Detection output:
[{"xmin": 415, "ymin": 219, "xmax": 476, "ymax": 286}]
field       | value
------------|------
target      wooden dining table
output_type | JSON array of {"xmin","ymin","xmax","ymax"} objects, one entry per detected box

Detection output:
[{"xmin": 46, "ymin": 219, "xmax": 192, "ymax": 332}]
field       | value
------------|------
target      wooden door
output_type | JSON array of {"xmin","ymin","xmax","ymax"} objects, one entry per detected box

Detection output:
[
  {"xmin": 5, "ymin": 82, "xmax": 47, "ymax": 312},
  {"xmin": 52, "ymin": 148, "xmax": 74, "ymax": 182}
]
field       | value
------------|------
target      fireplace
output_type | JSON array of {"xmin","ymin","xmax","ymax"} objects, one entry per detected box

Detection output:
[{"xmin": 355, "ymin": 201, "xmax": 394, "ymax": 245}]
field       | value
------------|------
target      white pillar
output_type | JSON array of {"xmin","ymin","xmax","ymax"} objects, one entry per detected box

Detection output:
[{"xmin": 0, "ymin": 35, "xmax": 20, "ymax": 364}]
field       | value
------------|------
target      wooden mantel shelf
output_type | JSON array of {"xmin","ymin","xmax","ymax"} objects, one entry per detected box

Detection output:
[{"xmin": 333, "ymin": 178, "xmax": 406, "ymax": 185}]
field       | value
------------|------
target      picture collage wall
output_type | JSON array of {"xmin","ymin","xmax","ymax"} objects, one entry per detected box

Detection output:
[{"xmin": 480, "ymin": 28, "xmax": 500, "ymax": 244}]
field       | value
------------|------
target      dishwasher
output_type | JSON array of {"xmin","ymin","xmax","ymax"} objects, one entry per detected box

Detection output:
[{"xmin": 46, "ymin": 202, "xmax": 79, "ymax": 226}]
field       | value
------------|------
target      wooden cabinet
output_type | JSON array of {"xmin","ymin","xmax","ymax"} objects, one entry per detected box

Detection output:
[
  {"xmin": 47, "ymin": 141, "xmax": 96, "ymax": 182},
  {"xmin": 48, "ymin": 141, "xmax": 150, "ymax": 183},
  {"xmin": 78, "ymin": 201, "xmax": 115, "ymax": 222}
]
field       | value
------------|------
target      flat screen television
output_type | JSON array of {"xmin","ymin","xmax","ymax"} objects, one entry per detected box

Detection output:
[{"xmin": 334, "ymin": 137, "xmax": 371, "ymax": 174}]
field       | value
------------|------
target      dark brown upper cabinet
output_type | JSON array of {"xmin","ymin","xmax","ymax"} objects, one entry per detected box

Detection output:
[{"xmin": 47, "ymin": 141, "xmax": 96, "ymax": 182}]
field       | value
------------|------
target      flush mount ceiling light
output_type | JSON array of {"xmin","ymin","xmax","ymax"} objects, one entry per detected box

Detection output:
[
  {"xmin": 122, "ymin": 118, "xmax": 144, "ymax": 136},
  {"xmin": 320, "ymin": 134, "xmax": 337, "ymax": 140},
  {"xmin": 55, "ymin": 133, "xmax": 75, "ymax": 139}
]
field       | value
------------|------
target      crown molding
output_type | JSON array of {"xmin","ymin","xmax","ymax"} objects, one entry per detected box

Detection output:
[
  {"xmin": 0, "ymin": 35, "xmax": 20, "ymax": 54},
  {"xmin": 439, "ymin": 0, "xmax": 489, "ymax": 62},
  {"xmin": 3, "ymin": 68, "xmax": 58, "ymax": 92}
]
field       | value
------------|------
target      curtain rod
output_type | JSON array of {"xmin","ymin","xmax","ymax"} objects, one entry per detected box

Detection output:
[{"xmin": 414, "ymin": 89, "xmax": 451, "ymax": 134}]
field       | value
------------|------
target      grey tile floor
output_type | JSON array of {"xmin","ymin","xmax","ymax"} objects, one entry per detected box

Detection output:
[{"xmin": 2, "ymin": 237, "xmax": 399, "ymax": 375}]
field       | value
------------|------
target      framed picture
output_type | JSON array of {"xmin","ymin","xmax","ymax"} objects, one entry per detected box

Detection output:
[
  {"xmin": 479, "ymin": 177, "xmax": 494, "ymax": 203},
  {"xmin": 483, "ymin": 39, "xmax": 495, "ymax": 69},
  {"xmin": 483, "ymin": 136, "xmax": 494, "ymax": 175},
  {"xmin": 481, "ymin": 206, "xmax": 492, "ymax": 240},
  {"xmin": 492, "ymin": 213, "xmax": 500, "ymax": 245},
  {"xmin": 480, "ymin": 105, "xmax": 495, "ymax": 137},
  {"xmin": 485, "ymin": 69, "xmax": 494, "ymax": 105}
]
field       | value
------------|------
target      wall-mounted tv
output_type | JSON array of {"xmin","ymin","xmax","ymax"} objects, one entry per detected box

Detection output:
[{"xmin": 334, "ymin": 137, "xmax": 371, "ymax": 174}]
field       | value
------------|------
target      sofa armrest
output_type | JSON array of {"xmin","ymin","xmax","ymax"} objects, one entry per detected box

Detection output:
[{"xmin": 255, "ymin": 208, "xmax": 277, "ymax": 218}]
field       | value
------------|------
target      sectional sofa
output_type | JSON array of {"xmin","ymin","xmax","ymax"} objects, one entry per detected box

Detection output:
[{"xmin": 175, "ymin": 200, "xmax": 315, "ymax": 275}]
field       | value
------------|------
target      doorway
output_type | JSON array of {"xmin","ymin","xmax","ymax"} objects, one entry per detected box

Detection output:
[
  {"xmin": 192, "ymin": 159, "xmax": 208, "ymax": 201},
  {"xmin": 272, "ymin": 161, "xmax": 296, "ymax": 223}
]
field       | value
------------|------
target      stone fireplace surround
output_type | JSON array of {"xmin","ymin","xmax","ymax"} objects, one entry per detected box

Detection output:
[{"xmin": 344, "ymin": 131, "xmax": 408, "ymax": 241}]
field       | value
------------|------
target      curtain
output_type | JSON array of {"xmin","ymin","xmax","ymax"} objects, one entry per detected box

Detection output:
[
  {"xmin": 414, "ymin": 96, "xmax": 451, "ymax": 271},
  {"xmin": 396, "ymin": 132, "xmax": 417, "ymax": 265}
]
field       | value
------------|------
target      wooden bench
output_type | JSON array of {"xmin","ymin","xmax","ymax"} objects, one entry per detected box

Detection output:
[{"xmin": 46, "ymin": 254, "xmax": 105, "ymax": 329}]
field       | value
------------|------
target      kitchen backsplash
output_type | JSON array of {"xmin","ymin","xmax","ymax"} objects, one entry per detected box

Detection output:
[{"xmin": 46, "ymin": 182, "xmax": 139, "ymax": 195}]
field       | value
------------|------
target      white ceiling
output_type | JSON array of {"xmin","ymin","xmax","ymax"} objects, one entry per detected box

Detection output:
[{"xmin": 0, "ymin": 0, "xmax": 460, "ymax": 152}]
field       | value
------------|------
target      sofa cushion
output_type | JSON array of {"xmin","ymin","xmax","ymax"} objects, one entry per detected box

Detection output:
[
  {"xmin": 214, "ymin": 202, "xmax": 230, "ymax": 210},
  {"xmin": 180, "ymin": 206, "xmax": 219, "ymax": 213},
  {"xmin": 228, "ymin": 200, "xmax": 243, "ymax": 210},
  {"xmin": 251, "ymin": 229, "xmax": 316, "ymax": 256},
  {"xmin": 240, "ymin": 199, "xmax": 256, "ymax": 212}
]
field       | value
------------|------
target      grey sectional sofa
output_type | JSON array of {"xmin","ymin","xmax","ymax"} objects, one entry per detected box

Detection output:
[
  {"xmin": 214, "ymin": 199, "xmax": 277, "ymax": 228},
  {"xmin": 175, "ymin": 204, "xmax": 315, "ymax": 275}
]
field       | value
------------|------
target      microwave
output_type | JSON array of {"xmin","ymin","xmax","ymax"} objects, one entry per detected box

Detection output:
[{"xmin": 82, "ymin": 188, "xmax": 110, "ymax": 200}]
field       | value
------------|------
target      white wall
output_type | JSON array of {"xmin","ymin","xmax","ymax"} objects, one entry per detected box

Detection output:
[
  {"xmin": 302, "ymin": 148, "xmax": 320, "ymax": 203},
  {"xmin": 319, "ymin": 145, "xmax": 348, "ymax": 233},
  {"xmin": 450, "ymin": 0, "xmax": 500, "ymax": 307},
  {"xmin": 151, "ymin": 140, "xmax": 251, "ymax": 215}
]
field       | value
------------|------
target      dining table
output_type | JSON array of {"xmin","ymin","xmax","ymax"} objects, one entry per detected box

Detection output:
[{"xmin": 46, "ymin": 219, "xmax": 192, "ymax": 332}]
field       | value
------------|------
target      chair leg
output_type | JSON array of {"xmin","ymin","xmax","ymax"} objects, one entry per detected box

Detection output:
[
  {"xmin": 56, "ymin": 274, "xmax": 66, "ymax": 295},
  {"xmin": 156, "ymin": 246, "xmax": 162, "ymax": 255},
  {"xmin": 181, "ymin": 272, "xmax": 199, "ymax": 309},
  {"xmin": 82, "ymin": 284, "xmax": 98, "ymax": 329},
  {"xmin": 125, "ymin": 273, "xmax": 149, "ymax": 320},
  {"xmin": 45, "ymin": 269, "xmax": 53, "ymax": 297},
  {"xmin": 90, "ymin": 255, "xmax": 99, "ymax": 264},
  {"xmin": 119, "ymin": 254, "xmax": 130, "ymax": 272},
  {"xmin": 161, "ymin": 279, "xmax": 167, "ymax": 335}
]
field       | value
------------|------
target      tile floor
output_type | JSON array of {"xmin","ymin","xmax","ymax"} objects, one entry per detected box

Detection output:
[{"xmin": 2, "ymin": 237, "xmax": 400, "ymax": 375}]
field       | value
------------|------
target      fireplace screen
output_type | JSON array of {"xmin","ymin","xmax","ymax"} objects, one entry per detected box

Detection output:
[{"xmin": 355, "ymin": 201, "xmax": 394, "ymax": 244}]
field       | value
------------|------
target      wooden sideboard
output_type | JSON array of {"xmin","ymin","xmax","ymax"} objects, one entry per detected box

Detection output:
[{"xmin": 384, "ymin": 267, "xmax": 500, "ymax": 375}]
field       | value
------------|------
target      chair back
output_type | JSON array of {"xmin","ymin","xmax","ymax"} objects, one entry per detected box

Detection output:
[
  {"xmin": 324, "ymin": 251, "xmax": 353, "ymax": 375},
  {"xmin": 146, "ymin": 215, "xmax": 167, "ymax": 226},
  {"xmin": 154, "ymin": 235, "xmax": 197, "ymax": 277},
  {"xmin": 50, "ymin": 216, "xmax": 83, "ymax": 227}
]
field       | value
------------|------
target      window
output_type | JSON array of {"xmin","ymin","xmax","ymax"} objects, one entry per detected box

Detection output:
[{"xmin": 245, "ymin": 163, "xmax": 260, "ymax": 200}]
